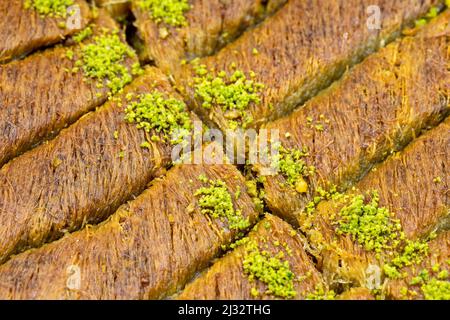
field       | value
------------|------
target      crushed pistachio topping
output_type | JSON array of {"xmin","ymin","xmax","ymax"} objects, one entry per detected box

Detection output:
[
  {"xmin": 414, "ymin": 5, "xmax": 444, "ymax": 28},
  {"xmin": 193, "ymin": 63, "xmax": 264, "ymax": 129},
  {"xmin": 138, "ymin": 0, "xmax": 190, "ymax": 27},
  {"xmin": 24, "ymin": 0, "xmax": 74, "ymax": 18},
  {"xmin": 383, "ymin": 239, "xmax": 430, "ymax": 279},
  {"xmin": 272, "ymin": 146, "xmax": 315, "ymax": 193},
  {"xmin": 194, "ymin": 178, "xmax": 250, "ymax": 231},
  {"xmin": 305, "ymin": 185, "xmax": 342, "ymax": 214},
  {"xmin": 331, "ymin": 190, "xmax": 433, "ymax": 281},
  {"xmin": 425, "ymin": 6, "xmax": 439, "ymax": 19},
  {"xmin": 243, "ymin": 239, "xmax": 297, "ymax": 299},
  {"xmin": 65, "ymin": 49, "xmax": 74, "ymax": 60},
  {"xmin": 124, "ymin": 92, "xmax": 192, "ymax": 145},
  {"xmin": 131, "ymin": 62, "xmax": 144, "ymax": 76},
  {"xmin": 334, "ymin": 191, "xmax": 404, "ymax": 255},
  {"xmin": 222, "ymin": 236, "xmax": 250, "ymax": 251},
  {"xmin": 72, "ymin": 26, "xmax": 93, "ymax": 43},
  {"xmin": 78, "ymin": 32, "xmax": 135, "ymax": 95},
  {"xmin": 244, "ymin": 179, "xmax": 265, "ymax": 212},
  {"xmin": 415, "ymin": 19, "xmax": 428, "ymax": 28},
  {"xmin": 305, "ymin": 285, "xmax": 336, "ymax": 300},
  {"xmin": 406, "ymin": 266, "xmax": 450, "ymax": 300},
  {"xmin": 422, "ymin": 278, "xmax": 450, "ymax": 300}
]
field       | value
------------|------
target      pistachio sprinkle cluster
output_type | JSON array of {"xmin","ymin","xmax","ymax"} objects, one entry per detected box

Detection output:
[
  {"xmin": 72, "ymin": 26, "xmax": 93, "ymax": 43},
  {"xmin": 242, "ymin": 238, "xmax": 297, "ymax": 299},
  {"xmin": 124, "ymin": 91, "xmax": 192, "ymax": 146},
  {"xmin": 399, "ymin": 262, "xmax": 450, "ymax": 300},
  {"xmin": 65, "ymin": 27, "xmax": 140, "ymax": 96},
  {"xmin": 299, "ymin": 184, "xmax": 447, "ymax": 300},
  {"xmin": 272, "ymin": 145, "xmax": 315, "ymax": 194},
  {"xmin": 331, "ymin": 190, "xmax": 450, "ymax": 299},
  {"xmin": 79, "ymin": 32, "xmax": 136, "ymax": 95},
  {"xmin": 195, "ymin": 178, "xmax": 250, "ymax": 231},
  {"xmin": 305, "ymin": 284, "xmax": 336, "ymax": 300},
  {"xmin": 417, "ymin": 269, "xmax": 450, "ymax": 300},
  {"xmin": 334, "ymin": 191, "xmax": 405, "ymax": 255},
  {"xmin": 138, "ymin": 0, "xmax": 191, "ymax": 27},
  {"xmin": 24, "ymin": 0, "xmax": 74, "ymax": 18},
  {"xmin": 193, "ymin": 62, "xmax": 265, "ymax": 129}
]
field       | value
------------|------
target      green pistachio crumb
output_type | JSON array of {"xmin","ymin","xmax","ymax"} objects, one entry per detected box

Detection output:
[
  {"xmin": 193, "ymin": 67, "xmax": 264, "ymax": 128},
  {"xmin": 131, "ymin": 62, "xmax": 144, "ymax": 76},
  {"xmin": 272, "ymin": 146, "xmax": 314, "ymax": 193},
  {"xmin": 437, "ymin": 270, "xmax": 448, "ymax": 280},
  {"xmin": 383, "ymin": 239, "xmax": 430, "ymax": 279},
  {"xmin": 432, "ymin": 264, "xmax": 441, "ymax": 272},
  {"xmin": 243, "ymin": 239, "xmax": 297, "ymax": 299},
  {"xmin": 400, "ymin": 287, "xmax": 409, "ymax": 297},
  {"xmin": 425, "ymin": 6, "xmax": 439, "ymax": 19},
  {"xmin": 124, "ymin": 91, "xmax": 192, "ymax": 145},
  {"xmin": 140, "ymin": 141, "xmax": 151, "ymax": 149},
  {"xmin": 410, "ymin": 275, "xmax": 423, "ymax": 286},
  {"xmin": 198, "ymin": 174, "xmax": 208, "ymax": 184},
  {"xmin": 229, "ymin": 236, "xmax": 250, "ymax": 250},
  {"xmin": 333, "ymin": 190, "xmax": 434, "ymax": 281},
  {"xmin": 73, "ymin": 26, "xmax": 93, "ymax": 43},
  {"xmin": 415, "ymin": 19, "xmax": 427, "ymax": 28},
  {"xmin": 334, "ymin": 191, "xmax": 404, "ymax": 254},
  {"xmin": 194, "ymin": 179, "xmax": 250, "ymax": 231},
  {"xmin": 245, "ymin": 180, "xmax": 258, "ymax": 198},
  {"xmin": 138, "ymin": 0, "xmax": 190, "ymax": 27},
  {"xmin": 421, "ymin": 278, "xmax": 450, "ymax": 300},
  {"xmin": 315, "ymin": 124, "xmax": 324, "ymax": 131},
  {"xmin": 65, "ymin": 49, "xmax": 74, "ymax": 60},
  {"xmin": 25, "ymin": 0, "xmax": 74, "ymax": 18},
  {"xmin": 235, "ymin": 186, "xmax": 241, "ymax": 200},
  {"xmin": 250, "ymin": 287, "xmax": 260, "ymax": 297},
  {"xmin": 383, "ymin": 264, "xmax": 402, "ymax": 280},
  {"xmin": 125, "ymin": 93, "xmax": 135, "ymax": 101},
  {"xmin": 151, "ymin": 135, "xmax": 160, "ymax": 142},
  {"xmin": 79, "ymin": 33, "xmax": 136, "ymax": 95},
  {"xmin": 305, "ymin": 285, "xmax": 336, "ymax": 300}
]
